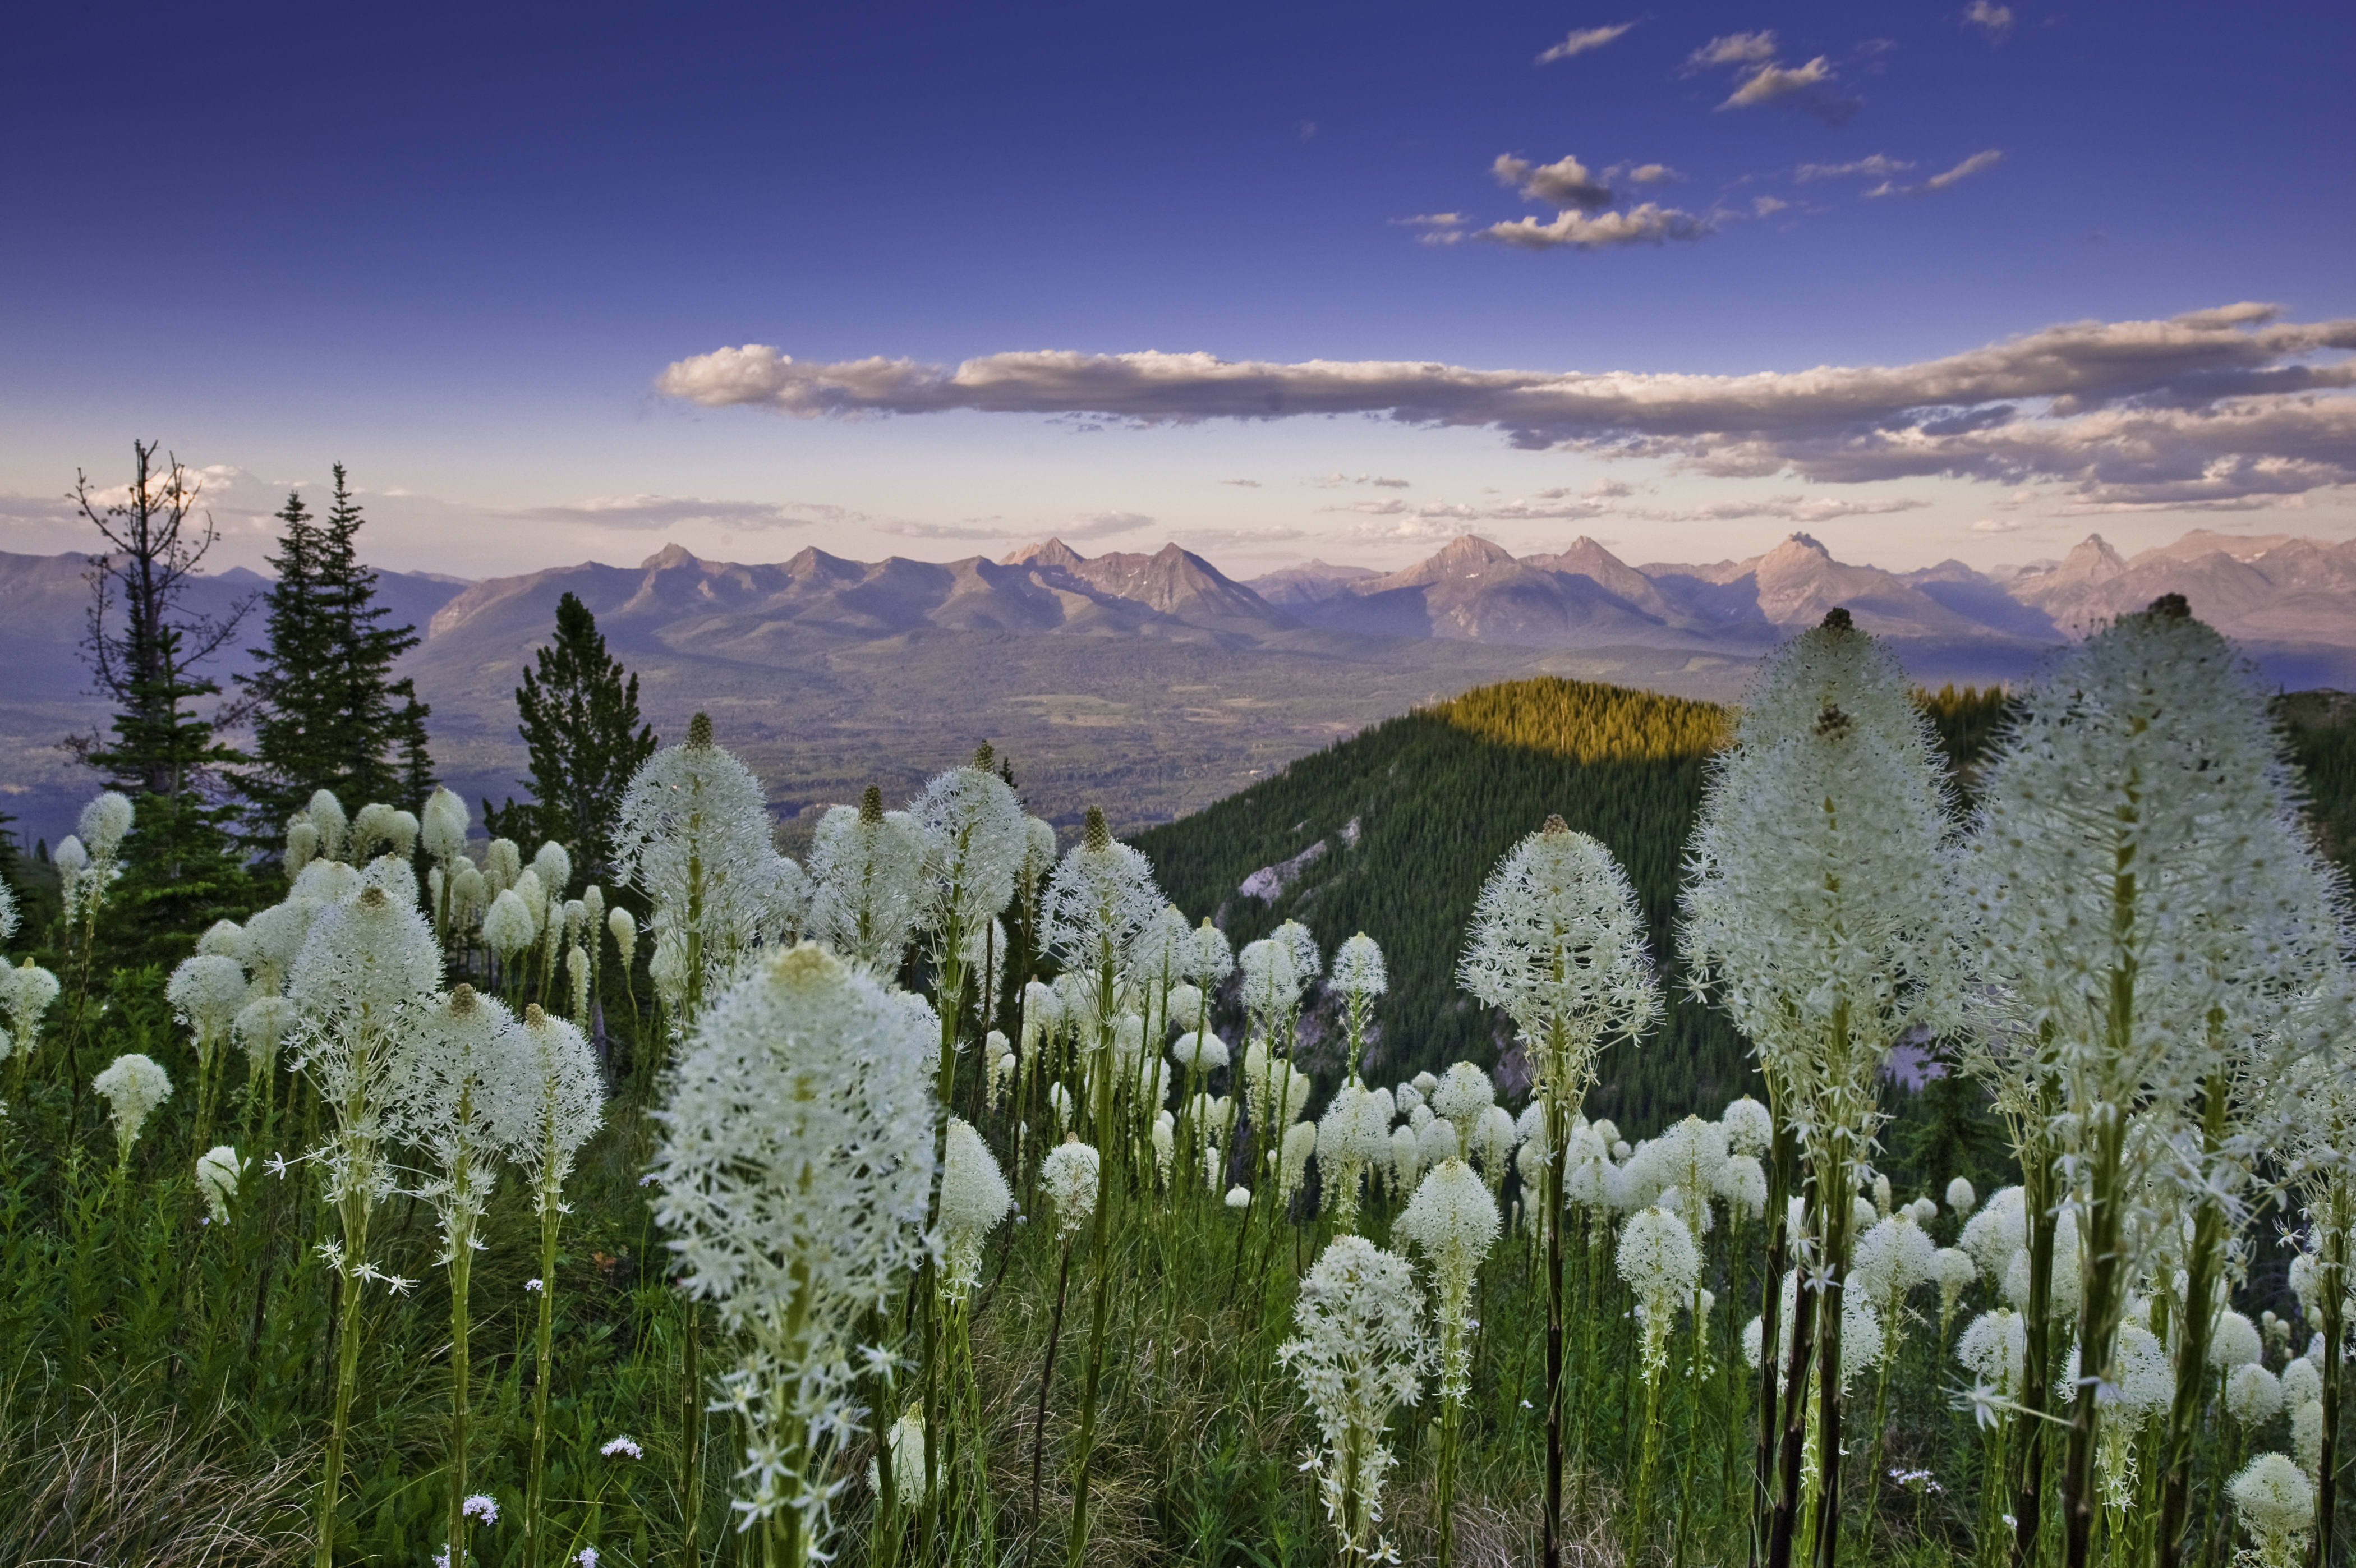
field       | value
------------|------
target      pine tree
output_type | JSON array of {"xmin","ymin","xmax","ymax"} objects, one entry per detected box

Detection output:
[
  {"xmin": 485, "ymin": 592, "xmax": 657, "ymax": 891},
  {"xmin": 73, "ymin": 442, "xmax": 256, "ymax": 961},
  {"xmin": 237, "ymin": 465, "xmax": 436, "ymax": 838}
]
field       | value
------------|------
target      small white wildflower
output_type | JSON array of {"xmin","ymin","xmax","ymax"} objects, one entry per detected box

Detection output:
[
  {"xmin": 1617, "ymin": 1206, "xmax": 1700, "ymax": 1381},
  {"xmin": 526, "ymin": 1279, "xmax": 544, "ymax": 1293},
  {"xmin": 195, "ymin": 1145, "xmax": 242, "ymax": 1223},
  {"xmin": 601, "ymin": 1434, "xmax": 644, "ymax": 1459},
  {"xmin": 1041, "ymin": 1139, "xmax": 1102, "ymax": 1244},
  {"xmin": 940, "ymin": 1117, "xmax": 1013, "ymax": 1300},
  {"xmin": 1277, "ymin": 1235, "xmax": 1429, "ymax": 1565},
  {"xmin": 1225, "ymin": 1185, "xmax": 1251, "ymax": 1210},
  {"xmin": 463, "ymin": 1493, "xmax": 499, "ymax": 1524},
  {"xmin": 2226, "ymin": 1363, "xmax": 2285, "ymax": 1427},
  {"xmin": 2233, "ymin": 1452, "xmax": 2315, "ymax": 1568},
  {"xmin": 93, "ymin": 1053, "xmax": 172, "ymax": 1161}
]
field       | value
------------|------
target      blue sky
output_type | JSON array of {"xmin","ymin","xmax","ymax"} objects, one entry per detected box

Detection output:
[{"xmin": 3, "ymin": 1, "xmax": 2352, "ymax": 580}]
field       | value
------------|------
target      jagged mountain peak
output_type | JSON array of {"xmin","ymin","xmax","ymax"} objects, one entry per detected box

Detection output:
[
  {"xmin": 1765, "ymin": 531, "xmax": 1832, "ymax": 561},
  {"xmin": 641, "ymin": 541, "xmax": 703, "ymax": 571},
  {"xmin": 1002, "ymin": 537, "xmax": 1089, "ymax": 571}
]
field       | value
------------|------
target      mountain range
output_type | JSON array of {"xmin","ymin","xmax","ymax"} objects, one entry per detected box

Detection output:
[{"xmin": 6, "ymin": 524, "xmax": 2356, "ymax": 849}]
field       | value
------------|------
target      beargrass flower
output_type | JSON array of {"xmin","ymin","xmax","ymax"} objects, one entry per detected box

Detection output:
[
  {"xmin": 2233, "ymin": 1452, "xmax": 2315, "ymax": 1568},
  {"xmin": 0, "ymin": 959, "xmax": 60, "ymax": 1064},
  {"xmin": 195, "ymin": 1144, "xmax": 241, "ymax": 1222},
  {"xmin": 940, "ymin": 1116, "xmax": 1013, "ymax": 1300},
  {"xmin": 1948, "ymin": 1176, "xmax": 1977, "ymax": 1215},
  {"xmin": 2228, "ymin": 1363, "xmax": 2285, "ymax": 1427},
  {"xmin": 1618, "ymin": 1206, "xmax": 1702, "ymax": 1377},
  {"xmin": 1226, "ymin": 1185, "xmax": 1250, "ymax": 1210},
  {"xmin": 1278, "ymin": 1234, "xmax": 1430, "ymax": 1566},
  {"xmin": 94, "ymin": 1052, "xmax": 171, "ymax": 1163},
  {"xmin": 1966, "ymin": 597, "xmax": 2356, "ymax": 1534},
  {"xmin": 1040, "ymin": 1138, "xmax": 1101, "ymax": 1243},
  {"xmin": 650, "ymin": 943, "xmax": 937, "ymax": 1555}
]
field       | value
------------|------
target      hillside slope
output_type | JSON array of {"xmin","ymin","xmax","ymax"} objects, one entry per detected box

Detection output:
[
  {"xmin": 1133, "ymin": 677, "xmax": 1751, "ymax": 1133},
  {"xmin": 1133, "ymin": 674, "xmax": 2353, "ymax": 1140}
]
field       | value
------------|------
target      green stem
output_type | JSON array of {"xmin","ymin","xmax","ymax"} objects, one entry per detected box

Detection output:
[
  {"xmin": 448, "ymin": 1206, "xmax": 476, "ymax": 1566},
  {"xmin": 316, "ymin": 1195, "xmax": 371, "ymax": 1568},
  {"xmin": 527, "ymin": 1187, "xmax": 562, "ymax": 1568}
]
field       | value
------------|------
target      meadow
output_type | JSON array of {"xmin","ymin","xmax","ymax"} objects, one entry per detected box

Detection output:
[{"xmin": 1, "ymin": 597, "xmax": 2349, "ymax": 1568}]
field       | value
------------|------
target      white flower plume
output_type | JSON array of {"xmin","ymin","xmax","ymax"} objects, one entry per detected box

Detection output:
[
  {"xmin": 1460, "ymin": 817, "xmax": 1659, "ymax": 1105},
  {"xmin": 649, "ymin": 942, "xmax": 937, "ymax": 1538}
]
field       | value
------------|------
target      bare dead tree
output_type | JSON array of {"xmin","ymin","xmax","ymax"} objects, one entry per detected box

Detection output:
[{"xmin": 71, "ymin": 441, "xmax": 253, "ymax": 798}]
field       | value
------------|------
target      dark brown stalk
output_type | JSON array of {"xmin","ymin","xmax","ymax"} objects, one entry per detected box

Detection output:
[
  {"xmin": 1030, "ymin": 1240, "xmax": 1073, "ymax": 1517},
  {"xmin": 2155, "ymin": 1072, "xmax": 2231, "ymax": 1568},
  {"xmin": 1768, "ymin": 1183, "xmax": 1820, "ymax": 1568}
]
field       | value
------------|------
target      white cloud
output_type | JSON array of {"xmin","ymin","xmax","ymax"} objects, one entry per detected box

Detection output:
[
  {"xmin": 1753, "ymin": 196, "xmax": 1789, "ymax": 217},
  {"xmin": 509, "ymin": 494, "xmax": 820, "ymax": 531},
  {"xmin": 1492, "ymin": 153, "xmax": 1614, "ymax": 212},
  {"xmin": 872, "ymin": 509, "xmax": 1153, "ymax": 543},
  {"xmin": 1864, "ymin": 149, "xmax": 2004, "ymax": 199},
  {"xmin": 1635, "ymin": 494, "xmax": 1929, "ymax": 523},
  {"xmin": 1219, "ymin": 478, "xmax": 1262, "ymax": 487},
  {"xmin": 1925, "ymin": 149, "xmax": 2004, "ymax": 190},
  {"xmin": 1395, "ymin": 212, "xmax": 1470, "ymax": 245},
  {"xmin": 1971, "ymin": 517, "xmax": 2024, "ymax": 532},
  {"xmin": 1625, "ymin": 163, "xmax": 1681, "ymax": 185},
  {"xmin": 1313, "ymin": 473, "xmax": 1412, "ymax": 489},
  {"xmin": 655, "ymin": 305, "xmax": 2356, "ymax": 512},
  {"xmin": 1538, "ymin": 22, "xmax": 1636, "ymax": 62},
  {"xmin": 1964, "ymin": 1, "xmax": 2014, "ymax": 43},
  {"xmin": 1796, "ymin": 154, "xmax": 1915, "ymax": 182},
  {"xmin": 1723, "ymin": 57, "xmax": 1837, "ymax": 108},
  {"xmin": 1690, "ymin": 31, "xmax": 1778, "ymax": 66},
  {"xmin": 1481, "ymin": 203, "xmax": 1709, "ymax": 250}
]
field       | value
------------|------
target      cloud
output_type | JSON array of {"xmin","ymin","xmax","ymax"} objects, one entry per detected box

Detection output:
[
  {"xmin": 1753, "ymin": 196, "xmax": 1789, "ymax": 217},
  {"xmin": 1690, "ymin": 31, "xmax": 1778, "ymax": 67},
  {"xmin": 508, "ymin": 494, "xmax": 821, "ymax": 531},
  {"xmin": 1313, "ymin": 473, "xmax": 1412, "ymax": 489},
  {"xmin": 873, "ymin": 509, "xmax": 1154, "ymax": 543},
  {"xmin": 1633, "ymin": 495, "xmax": 1930, "ymax": 523},
  {"xmin": 1480, "ymin": 203, "xmax": 1709, "ymax": 249},
  {"xmin": 1492, "ymin": 154, "xmax": 1614, "ymax": 212},
  {"xmin": 1924, "ymin": 149, "xmax": 2004, "ymax": 190},
  {"xmin": 1971, "ymin": 517, "xmax": 2024, "ymax": 532},
  {"xmin": 1219, "ymin": 478, "xmax": 1262, "ymax": 488},
  {"xmin": 1625, "ymin": 163, "xmax": 1681, "ymax": 185},
  {"xmin": 1863, "ymin": 149, "xmax": 2004, "ymax": 198},
  {"xmin": 658, "ymin": 307, "xmax": 2356, "ymax": 514},
  {"xmin": 1796, "ymin": 154, "xmax": 1915, "ymax": 182},
  {"xmin": 1537, "ymin": 22, "xmax": 1636, "ymax": 63},
  {"xmin": 1395, "ymin": 211, "xmax": 1470, "ymax": 245},
  {"xmin": 1723, "ymin": 56, "xmax": 1838, "ymax": 108},
  {"xmin": 1964, "ymin": 1, "xmax": 2014, "ymax": 43},
  {"xmin": 867, "ymin": 519, "xmax": 1019, "ymax": 540}
]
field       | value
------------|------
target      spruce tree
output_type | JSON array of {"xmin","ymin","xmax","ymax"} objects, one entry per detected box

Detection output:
[
  {"xmin": 237, "ymin": 464, "xmax": 436, "ymax": 838},
  {"xmin": 73, "ymin": 442, "xmax": 256, "ymax": 960},
  {"xmin": 485, "ymin": 592, "xmax": 657, "ymax": 890}
]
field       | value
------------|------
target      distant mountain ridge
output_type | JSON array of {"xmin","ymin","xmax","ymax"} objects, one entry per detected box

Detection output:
[{"xmin": 8, "ymin": 522, "xmax": 2356, "ymax": 855}]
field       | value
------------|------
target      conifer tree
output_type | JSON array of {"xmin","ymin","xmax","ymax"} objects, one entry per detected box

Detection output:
[
  {"xmin": 72, "ymin": 442, "xmax": 255, "ymax": 959},
  {"xmin": 237, "ymin": 464, "xmax": 435, "ymax": 836},
  {"xmin": 486, "ymin": 592, "xmax": 657, "ymax": 890}
]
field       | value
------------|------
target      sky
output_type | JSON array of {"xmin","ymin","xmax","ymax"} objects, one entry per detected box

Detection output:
[{"xmin": 3, "ymin": 0, "xmax": 2352, "ymax": 583}]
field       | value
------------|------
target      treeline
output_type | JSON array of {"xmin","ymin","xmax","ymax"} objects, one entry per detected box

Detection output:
[{"xmin": 20, "ymin": 443, "xmax": 654, "ymax": 971}]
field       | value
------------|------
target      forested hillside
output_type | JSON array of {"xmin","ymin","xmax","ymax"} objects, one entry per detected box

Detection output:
[
  {"xmin": 1135, "ymin": 677, "xmax": 1740, "ymax": 1134},
  {"xmin": 1135, "ymin": 674, "xmax": 2325, "ymax": 1142}
]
